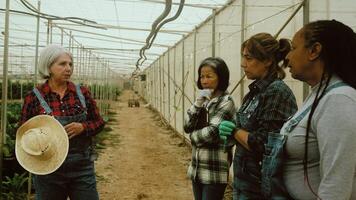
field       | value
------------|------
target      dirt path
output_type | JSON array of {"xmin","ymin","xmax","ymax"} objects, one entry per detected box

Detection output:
[{"xmin": 95, "ymin": 90, "xmax": 193, "ymax": 200}]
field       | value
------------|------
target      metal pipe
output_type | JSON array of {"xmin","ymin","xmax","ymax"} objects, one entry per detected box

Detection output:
[
  {"xmin": 212, "ymin": 9, "xmax": 216, "ymax": 57},
  {"xmin": 61, "ymin": 28, "xmax": 64, "ymax": 45},
  {"xmin": 0, "ymin": 0, "xmax": 10, "ymax": 193},
  {"xmin": 274, "ymin": 0, "xmax": 306, "ymax": 38},
  {"xmin": 137, "ymin": 0, "xmax": 173, "ymax": 67},
  {"xmin": 231, "ymin": 0, "xmax": 306, "ymax": 96},
  {"xmin": 181, "ymin": 41, "xmax": 185, "ymax": 137},
  {"xmin": 173, "ymin": 47, "xmax": 176, "ymax": 129},
  {"xmin": 302, "ymin": 0, "xmax": 310, "ymax": 100},
  {"xmin": 193, "ymin": 28, "xmax": 197, "ymax": 100},
  {"xmin": 167, "ymin": 51, "xmax": 171, "ymax": 123},
  {"xmin": 34, "ymin": 1, "xmax": 41, "ymax": 86},
  {"xmin": 239, "ymin": 0, "xmax": 246, "ymax": 103},
  {"xmin": 50, "ymin": 20, "xmax": 53, "ymax": 44},
  {"xmin": 46, "ymin": 19, "xmax": 50, "ymax": 45},
  {"xmin": 159, "ymin": 58, "xmax": 162, "ymax": 113}
]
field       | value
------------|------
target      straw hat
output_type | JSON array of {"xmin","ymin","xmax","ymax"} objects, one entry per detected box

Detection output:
[{"xmin": 15, "ymin": 115, "xmax": 69, "ymax": 175}]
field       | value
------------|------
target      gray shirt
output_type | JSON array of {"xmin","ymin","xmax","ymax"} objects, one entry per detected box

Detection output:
[{"xmin": 282, "ymin": 76, "xmax": 356, "ymax": 200}]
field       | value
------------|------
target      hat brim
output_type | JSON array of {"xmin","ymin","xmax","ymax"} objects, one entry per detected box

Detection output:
[{"xmin": 15, "ymin": 115, "xmax": 69, "ymax": 175}]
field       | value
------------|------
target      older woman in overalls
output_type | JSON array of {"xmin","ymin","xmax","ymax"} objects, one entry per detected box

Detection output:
[
  {"xmin": 19, "ymin": 44, "xmax": 104, "ymax": 200},
  {"xmin": 218, "ymin": 33, "xmax": 297, "ymax": 199}
]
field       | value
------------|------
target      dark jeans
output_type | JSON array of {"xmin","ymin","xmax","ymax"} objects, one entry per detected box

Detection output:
[
  {"xmin": 192, "ymin": 181, "xmax": 227, "ymax": 200},
  {"xmin": 34, "ymin": 150, "xmax": 98, "ymax": 200},
  {"xmin": 233, "ymin": 155, "xmax": 263, "ymax": 200}
]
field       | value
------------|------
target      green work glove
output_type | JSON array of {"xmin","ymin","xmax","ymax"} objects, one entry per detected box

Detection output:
[{"xmin": 219, "ymin": 120, "xmax": 236, "ymax": 142}]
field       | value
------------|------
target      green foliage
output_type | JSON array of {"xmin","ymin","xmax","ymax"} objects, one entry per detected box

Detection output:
[
  {"xmin": 0, "ymin": 80, "xmax": 34, "ymax": 100},
  {"xmin": 1, "ymin": 172, "xmax": 28, "ymax": 200},
  {"xmin": 2, "ymin": 134, "xmax": 15, "ymax": 158},
  {"xmin": 88, "ymin": 84, "xmax": 121, "ymax": 100},
  {"xmin": 1, "ymin": 102, "xmax": 22, "ymax": 158}
]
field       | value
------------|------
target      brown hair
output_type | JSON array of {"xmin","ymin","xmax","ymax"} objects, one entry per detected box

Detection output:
[{"xmin": 241, "ymin": 33, "xmax": 291, "ymax": 79}]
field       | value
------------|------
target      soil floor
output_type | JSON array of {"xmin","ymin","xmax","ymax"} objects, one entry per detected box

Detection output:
[{"xmin": 95, "ymin": 90, "xmax": 232, "ymax": 200}]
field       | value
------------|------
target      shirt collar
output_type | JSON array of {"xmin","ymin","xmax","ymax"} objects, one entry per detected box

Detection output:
[
  {"xmin": 248, "ymin": 73, "xmax": 278, "ymax": 92},
  {"xmin": 311, "ymin": 75, "xmax": 343, "ymax": 92},
  {"xmin": 40, "ymin": 80, "xmax": 76, "ymax": 95},
  {"xmin": 206, "ymin": 91, "xmax": 228, "ymax": 107}
]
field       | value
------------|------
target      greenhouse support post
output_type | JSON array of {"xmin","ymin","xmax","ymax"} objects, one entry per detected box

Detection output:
[
  {"xmin": 212, "ymin": 9, "xmax": 216, "ymax": 57},
  {"xmin": 181, "ymin": 40, "xmax": 185, "ymax": 138},
  {"xmin": 1, "ymin": 0, "xmax": 10, "ymax": 193},
  {"xmin": 239, "ymin": 0, "xmax": 246, "ymax": 103},
  {"xmin": 34, "ymin": 1, "xmax": 41, "ymax": 86},
  {"xmin": 303, "ymin": 0, "xmax": 310, "ymax": 100}
]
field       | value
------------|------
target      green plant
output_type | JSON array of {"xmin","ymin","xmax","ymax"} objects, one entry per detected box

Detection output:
[
  {"xmin": 1, "ymin": 102, "xmax": 22, "ymax": 158},
  {"xmin": 2, "ymin": 134, "xmax": 15, "ymax": 158},
  {"xmin": 1, "ymin": 172, "xmax": 28, "ymax": 200}
]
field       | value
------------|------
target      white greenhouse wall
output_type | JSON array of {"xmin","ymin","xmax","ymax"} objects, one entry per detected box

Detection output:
[{"xmin": 135, "ymin": 0, "xmax": 356, "ymax": 142}]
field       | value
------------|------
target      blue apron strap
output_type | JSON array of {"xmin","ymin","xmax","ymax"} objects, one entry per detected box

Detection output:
[
  {"xmin": 285, "ymin": 82, "xmax": 347, "ymax": 133},
  {"xmin": 75, "ymin": 84, "xmax": 87, "ymax": 110},
  {"xmin": 32, "ymin": 88, "xmax": 53, "ymax": 114}
]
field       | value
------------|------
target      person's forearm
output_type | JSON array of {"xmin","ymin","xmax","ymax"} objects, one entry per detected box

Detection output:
[{"xmin": 234, "ymin": 129, "xmax": 250, "ymax": 150}]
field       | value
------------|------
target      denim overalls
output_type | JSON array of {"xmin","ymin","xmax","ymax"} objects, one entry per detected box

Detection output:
[
  {"xmin": 32, "ymin": 85, "xmax": 99, "ymax": 200},
  {"xmin": 233, "ymin": 93, "xmax": 264, "ymax": 200},
  {"xmin": 261, "ymin": 82, "xmax": 347, "ymax": 200}
]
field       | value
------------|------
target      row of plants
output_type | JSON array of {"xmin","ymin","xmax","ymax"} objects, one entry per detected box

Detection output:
[
  {"xmin": 1, "ymin": 89, "xmax": 120, "ymax": 199},
  {"xmin": 88, "ymin": 83, "xmax": 121, "ymax": 100},
  {"xmin": 0, "ymin": 81, "xmax": 34, "ymax": 100},
  {"xmin": 0, "ymin": 81, "xmax": 121, "ymax": 101},
  {"xmin": 1, "ymin": 102, "xmax": 28, "ymax": 199}
]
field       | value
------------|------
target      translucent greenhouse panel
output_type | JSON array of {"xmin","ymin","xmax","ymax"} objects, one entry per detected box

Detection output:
[
  {"xmin": 148, "ymin": 65, "xmax": 153, "ymax": 107},
  {"xmin": 144, "ymin": 69, "xmax": 150, "ymax": 103},
  {"xmin": 196, "ymin": 20, "xmax": 213, "ymax": 66},
  {"xmin": 159, "ymin": 56, "xmax": 164, "ymax": 116},
  {"xmin": 174, "ymin": 43, "xmax": 184, "ymax": 136},
  {"xmin": 241, "ymin": 0, "xmax": 306, "ymax": 105},
  {"xmin": 280, "ymin": 9, "xmax": 305, "ymax": 107},
  {"xmin": 163, "ymin": 53, "xmax": 170, "ymax": 121},
  {"xmin": 149, "ymin": 67, "xmax": 155, "ymax": 105},
  {"xmin": 169, "ymin": 49, "xmax": 177, "ymax": 129},
  {"xmin": 310, "ymin": 0, "xmax": 356, "ymax": 31},
  {"xmin": 140, "ymin": 76, "xmax": 147, "ymax": 100},
  {"xmin": 153, "ymin": 62, "xmax": 160, "ymax": 110},
  {"xmin": 215, "ymin": 0, "xmax": 244, "ymax": 107},
  {"xmin": 183, "ymin": 34, "xmax": 196, "ymax": 117},
  {"xmin": 157, "ymin": 57, "xmax": 163, "ymax": 114},
  {"xmin": 149, "ymin": 67, "xmax": 155, "ymax": 106}
]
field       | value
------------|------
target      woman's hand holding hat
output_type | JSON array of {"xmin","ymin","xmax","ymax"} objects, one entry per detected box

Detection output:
[{"xmin": 65, "ymin": 122, "xmax": 84, "ymax": 139}]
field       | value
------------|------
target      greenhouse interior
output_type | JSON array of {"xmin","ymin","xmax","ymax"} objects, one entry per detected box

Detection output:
[{"xmin": 1, "ymin": 0, "xmax": 356, "ymax": 199}]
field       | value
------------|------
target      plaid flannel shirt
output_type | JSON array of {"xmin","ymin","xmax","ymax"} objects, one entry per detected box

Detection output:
[
  {"xmin": 184, "ymin": 92, "xmax": 236, "ymax": 184},
  {"xmin": 20, "ymin": 81, "xmax": 104, "ymax": 137},
  {"xmin": 234, "ymin": 75, "xmax": 297, "ymax": 161}
]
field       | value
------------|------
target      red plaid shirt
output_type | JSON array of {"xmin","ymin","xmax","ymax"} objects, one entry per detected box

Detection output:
[{"xmin": 20, "ymin": 81, "xmax": 105, "ymax": 136}]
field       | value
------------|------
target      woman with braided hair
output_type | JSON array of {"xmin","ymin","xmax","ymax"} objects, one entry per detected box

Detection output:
[{"xmin": 283, "ymin": 20, "xmax": 356, "ymax": 199}]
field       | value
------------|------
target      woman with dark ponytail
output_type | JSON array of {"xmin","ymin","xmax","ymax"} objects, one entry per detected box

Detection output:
[
  {"xmin": 283, "ymin": 20, "xmax": 356, "ymax": 199},
  {"xmin": 218, "ymin": 33, "xmax": 298, "ymax": 199}
]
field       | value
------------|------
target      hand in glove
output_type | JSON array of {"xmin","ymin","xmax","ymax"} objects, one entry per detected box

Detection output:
[
  {"xmin": 219, "ymin": 120, "xmax": 236, "ymax": 142},
  {"xmin": 195, "ymin": 89, "xmax": 213, "ymax": 107}
]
